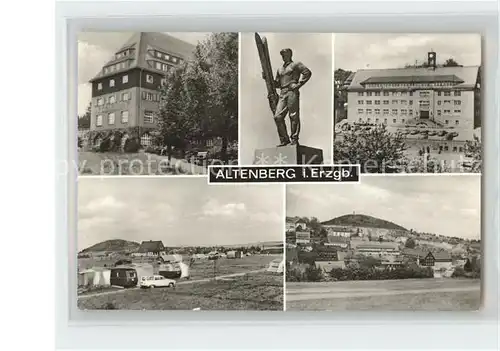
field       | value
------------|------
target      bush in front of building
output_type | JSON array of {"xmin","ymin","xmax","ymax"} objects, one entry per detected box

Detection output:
[
  {"xmin": 329, "ymin": 265, "xmax": 434, "ymax": 281},
  {"xmin": 124, "ymin": 137, "xmax": 141, "ymax": 153}
]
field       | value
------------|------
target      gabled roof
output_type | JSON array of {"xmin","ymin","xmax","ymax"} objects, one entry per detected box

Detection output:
[
  {"xmin": 356, "ymin": 242, "xmax": 400, "ymax": 250},
  {"xmin": 402, "ymin": 248, "xmax": 428, "ymax": 258},
  {"xmin": 327, "ymin": 235, "xmax": 350, "ymax": 244},
  {"xmin": 137, "ymin": 240, "xmax": 165, "ymax": 253},
  {"xmin": 347, "ymin": 66, "xmax": 480, "ymax": 90},
  {"xmin": 90, "ymin": 32, "xmax": 196, "ymax": 82},
  {"xmin": 431, "ymin": 251, "xmax": 452, "ymax": 261}
]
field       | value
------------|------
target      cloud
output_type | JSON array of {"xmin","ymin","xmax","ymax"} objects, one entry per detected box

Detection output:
[
  {"xmin": 85, "ymin": 196, "xmax": 125, "ymax": 211},
  {"xmin": 249, "ymin": 212, "xmax": 282, "ymax": 223},
  {"xmin": 202, "ymin": 199, "xmax": 246, "ymax": 217}
]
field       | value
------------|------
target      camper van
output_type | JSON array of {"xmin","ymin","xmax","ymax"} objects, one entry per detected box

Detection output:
[{"xmin": 110, "ymin": 267, "xmax": 138, "ymax": 288}]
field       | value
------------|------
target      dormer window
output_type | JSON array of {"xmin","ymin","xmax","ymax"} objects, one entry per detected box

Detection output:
[
  {"xmin": 146, "ymin": 74, "xmax": 154, "ymax": 83},
  {"xmin": 110, "ymin": 79, "xmax": 115, "ymax": 87}
]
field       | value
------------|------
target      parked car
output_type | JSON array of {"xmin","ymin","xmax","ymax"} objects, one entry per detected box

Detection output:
[
  {"xmin": 110, "ymin": 267, "xmax": 138, "ymax": 288},
  {"xmin": 140, "ymin": 275, "xmax": 176, "ymax": 289}
]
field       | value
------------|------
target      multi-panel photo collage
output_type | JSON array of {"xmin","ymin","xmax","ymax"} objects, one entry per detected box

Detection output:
[{"xmin": 77, "ymin": 32, "xmax": 482, "ymax": 311}]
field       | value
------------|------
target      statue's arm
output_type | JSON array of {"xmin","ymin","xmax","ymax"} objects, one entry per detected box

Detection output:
[
  {"xmin": 296, "ymin": 62, "xmax": 312, "ymax": 88},
  {"xmin": 274, "ymin": 70, "xmax": 280, "ymax": 88}
]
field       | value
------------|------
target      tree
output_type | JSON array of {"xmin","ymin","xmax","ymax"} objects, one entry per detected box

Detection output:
[
  {"xmin": 334, "ymin": 68, "xmax": 352, "ymax": 123},
  {"xmin": 443, "ymin": 58, "xmax": 460, "ymax": 67},
  {"xmin": 464, "ymin": 135, "xmax": 482, "ymax": 173},
  {"xmin": 334, "ymin": 124, "xmax": 408, "ymax": 173},
  {"xmin": 405, "ymin": 238, "xmax": 416, "ymax": 249},
  {"xmin": 78, "ymin": 103, "xmax": 91, "ymax": 129},
  {"xmin": 195, "ymin": 32, "xmax": 238, "ymax": 162},
  {"xmin": 156, "ymin": 65, "xmax": 200, "ymax": 161}
]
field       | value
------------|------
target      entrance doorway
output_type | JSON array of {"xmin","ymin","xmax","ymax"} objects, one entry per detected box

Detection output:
[{"xmin": 420, "ymin": 110, "xmax": 430, "ymax": 119}]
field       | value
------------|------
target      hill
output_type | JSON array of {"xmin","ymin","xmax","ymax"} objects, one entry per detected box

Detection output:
[
  {"xmin": 80, "ymin": 239, "xmax": 140, "ymax": 253},
  {"xmin": 321, "ymin": 214, "xmax": 407, "ymax": 231}
]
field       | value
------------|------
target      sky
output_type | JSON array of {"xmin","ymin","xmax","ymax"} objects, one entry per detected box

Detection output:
[
  {"xmin": 239, "ymin": 33, "xmax": 333, "ymax": 164},
  {"xmin": 335, "ymin": 33, "xmax": 481, "ymax": 72},
  {"xmin": 77, "ymin": 32, "xmax": 209, "ymax": 115},
  {"xmin": 78, "ymin": 177, "xmax": 283, "ymax": 250},
  {"xmin": 287, "ymin": 175, "xmax": 481, "ymax": 239}
]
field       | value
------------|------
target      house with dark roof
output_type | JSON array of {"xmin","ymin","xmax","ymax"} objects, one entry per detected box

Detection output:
[
  {"xmin": 135, "ymin": 240, "xmax": 166, "ymax": 256},
  {"xmin": 341, "ymin": 51, "xmax": 480, "ymax": 154},
  {"xmin": 402, "ymin": 248, "xmax": 452, "ymax": 269},
  {"xmin": 88, "ymin": 32, "xmax": 196, "ymax": 147},
  {"xmin": 325, "ymin": 235, "xmax": 350, "ymax": 249}
]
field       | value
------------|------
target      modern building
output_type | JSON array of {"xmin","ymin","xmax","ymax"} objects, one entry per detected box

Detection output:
[
  {"xmin": 354, "ymin": 242, "xmax": 401, "ymax": 258},
  {"xmin": 295, "ymin": 231, "xmax": 311, "ymax": 245},
  {"xmin": 88, "ymin": 32, "xmax": 195, "ymax": 147},
  {"xmin": 323, "ymin": 226, "xmax": 353, "ymax": 238},
  {"xmin": 342, "ymin": 52, "xmax": 481, "ymax": 154},
  {"xmin": 325, "ymin": 235, "xmax": 350, "ymax": 249}
]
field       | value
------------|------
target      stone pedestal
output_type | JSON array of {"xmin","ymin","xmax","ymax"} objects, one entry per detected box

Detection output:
[{"xmin": 253, "ymin": 145, "xmax": 323, "ymax": 165}]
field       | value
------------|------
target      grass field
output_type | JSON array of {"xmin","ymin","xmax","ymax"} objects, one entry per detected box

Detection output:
[
  {"xmin": 78, "ymin": 152, "xmax": 206, "ymax": 175},
  {"xmin": 78, "ymin": 272, "xmax": 283, "ymax": 311},
  {"xmin": 188, "ymin": 255, "xmax": 279, "ymax": 280},
  {"xmin": 286, "ymin": 278, "xmax": 481, "ymax": 311}
]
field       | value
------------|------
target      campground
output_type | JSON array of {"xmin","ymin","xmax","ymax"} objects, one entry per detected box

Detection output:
[{"xmin": 78, "ymin": 254, "xmax": 284, "ymax": 311}]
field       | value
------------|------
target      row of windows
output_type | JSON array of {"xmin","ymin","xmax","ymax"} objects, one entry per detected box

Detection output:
[
  {"xmin": 437, "ymin": 109, "xmax": 462, "ymax": 115},
  {"xmin": 357, "ymin": 117, "xmax": 461, "ymax": 125},
  {"xmin": 152, "ymin": 49, "xmax": 182, "ymax": 64},
  {"xmin": 95, "ymin": 110, "xmax": 155, "ymax": 126},
  {"xmin": 103, "ymin": 61, "xmax": 131, "ymax": 75},
  {"xmin": 364, "ymin": 82, "xmax": 458, "ymax": 89},
  {"xmin": 357, "ymin": 90, "xmax": 462, "ymax": 97},
  {"xmin": 115, "ymin": 49, "xmax": 133, "ymax": 60},
  {"xmin": 96, "ymin": 92, "xmax": 131, "ymax": 106},
  {"xmin": 97, "ymin": 73, "xmax": 157, "ymax": 90},
  {"xmin": 357, "ymin": 108, "xmax": 413, "ymax": 115},
  {"xmin": 152, "ymin": 61, "xmax": 173, "ymax": 72},
  {"xmin": 357, "ymin": 99, "xmax": 462, "ymax": 106},
  {"xmin": 142, "ymin": 91, "xmax": 160, "ymax": 102}
]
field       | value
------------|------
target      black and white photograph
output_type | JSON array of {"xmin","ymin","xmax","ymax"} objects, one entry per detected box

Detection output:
[
  {"xmin": 240, "ymin": 33, "xmax": 333, "ymax": 166},
  {"xmin": 285, "ymin": 175, "xmax": 481, "ymax": 311},
  {"xmin": 334, "ymin": 34, "xmax": 482, "ymax": 173},
  {"xmin": 77, "ymin": 177, "xmax": 284, "ymax": 311},
  {"xmin": 77, "ymin": 32, "xmax": 238, "ymax": 176}
]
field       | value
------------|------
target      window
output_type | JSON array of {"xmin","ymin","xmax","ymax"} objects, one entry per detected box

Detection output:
[
  {"xmin": 384, "ymin": 118, "xmax": 388, "ymax": 123},
  {"xmin": 109, "ymin": 95, "xmax": 116, "ymax": 104},
  {"xmin": 409, "ymin": 92, "xmax": 413, "ymax": 96},
  {"xmin": 401, "ymin": 92, "xmax": 407, "ymax": 96},
  {"xmin": 104, "ymin": 67, "xmax": 109, "ymax": 74},
  {"xmin": 97, "ymin": 98, "xmax": 104, "ymax": 106},
  {"xmin": 96, "ymin": 115, "xmax": 103, "ymax": 126},
  {"xmin": 358, "ymin": 118, "xmax": 362, "ymax": 122},
  {"xmin": 357, "ymin": 100, "xmax": 364, "ymax": 105},
  {"xmin": 383, "ymin": 100, "xmax": 389, "ymax": 105},
  {"xmin": 165, "ymin": 54, "xmax": 170, "ymax": 60},
  {"xmin": 109, "ymin": 79, "xmax": 115, "ymax": 87},
  {"xmin": 172, "ymin": 57, "xmax": 178, "ymax": 63},
  {"xmin": 445, "ymin": 120, "xmax": 449, "ymax": 124},
  {"xmin": 97, "ymin": 83, "xmax": 102, "ymax": 90},
  {"xmin": 438, "ymin": 91, "xmax": 442, "ymax": 96},
  {"xmin": 357, "ymin": 109, "xmax": 363, "ymax": 114},
  {"xmin": 383, "ymin": 109, "xmax": 389, "ymax": 115},
  {"xmin": 366, "ymin": 109, "xmax": 372, "ymax": 114},
  {"xmin": 108, "ymin": 112, "xmax": 115, "ymax": 125},
  {"xmin": 122, "ymin": 75, "xmax": 128, "ymax": 84},
  {"xmin": 454, "ymin": 91, "xmax": 461, "ymax": 96},
  {"xmin": 444, "ymin": 100, "xmax": 451, "ymax": 104},
  {"xmin": 444, "ymin": 145, "xmax": 449, "ymax": 151},
  {"xmin": 374, "ymin": 91, "xmax": 380, "ymax": 96},
  {"xmin": 357, "ymin": 92, "xmax": 364, "ymax": 96},
  {"xmin": 156, "ymin": 62, "xmax": 162, "ymax": 70},
  {"xmin": 455, "ymin": 120, "xmax": 459, "ymax": 125},
  {"xmin": 459, "ymin": 147, "xmax": 464, "ymax": 152},
  {"xmin": 392, "ymin": 92, "xmax": 398, "ymax": 96},
  {"xmin": 391, "ymin": 109, "xmax": 397, "ymax": 115},
  {"xmin": 454, "ymin": 100, "xmax": 461, "ymax": 105},
  {"xmin": 122, "ymin": 92, "xmax": 130, "ymax": 101},
  {"xmin": 162, "ymin": 64, "xmax": 169, "ymax": 71},
  {"xmin": 401, "ymin": 119, "xmax": 405, "ymax": 123},
  {"xmin": 367, "ymin": 118, "xmax": 371, "ymax": 123},
  {"xmin": 121, "ymin": 111, "xmax": 129, "ymax": 123},
  {"xmin": 156, "ymin": 51, "xmax": 161, "ymax": 58},
  {"xmin": 383, "ymin": 91, "xmax": 389, "ymax": 96},
  {"xmin": 366, "ymin": 92, "xmax": 373, "ymax": 96},
  {"xmin": 146, "ymin": 74, "xmax": 154, "ymax": 83},
  {"xmin": 375, "ymin": 118, "xmax": 379, "ymax": 123},
  {"xmin": 141, "ymin": 134, "xmax": 152, "ymax": 146},
  {"xmin": 401, "ymin": 109, "xmax": 407, "ymax": 115},
  {"xmin": 375, "ymin": 109, "xmax": 380, "ymax": 115},
  {"xmin": 409, "ymin": 100, "xmax": 413, "ymax": 105},
  {"xmin": 375, "ymin": 100, "xmax": 380, "ymax": 105},
  {"xmin": 409, "ymin": 110, "xmax": 413, "ymax": 115},
  {"xmin": 438, "ymin": 101, "xmax": 442, "ymax": 105},
  {"xmin": 444, "ymin": 91, "xmax": 451, "ymax": 96},
  {"xmin": 454, "ymin": 109, "xmax": 461, "ymax": 114},
  {"xmin": 401, "ymin": 100, "xmax": 407, "ymax": 105},
  {"xmin": 392, "ymin": 100, "xmax": 398, "ymax": 104},
  {"xmin": 437, "ymin": 110, "xmax": 442, "ymax": 116},
  {"xmin": 393, "ymin": 119, "xmax": 397, "ymax": 123},
  {"xmin": 144, "ymin": 110, "xmax": 154, "ymax": 123},
  {"xmin": 444, "ymin": 110, "xmax": 451, "ymax": 114},
  {"xmin": 453, "ymin": 146, "xmax": 458, "ymax": 152},
  {"xmin": 366, "ymin": 100, "xmax": 372, "ymax": 105}
]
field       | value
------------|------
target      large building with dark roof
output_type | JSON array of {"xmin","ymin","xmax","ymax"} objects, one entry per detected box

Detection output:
[
  {"xmin": 343, "ymin": 52, "xmax": 480, "ymax": 153},
  {"xmin": 89, "ymin": 32, "xmax": 195, "ymax": 147}
]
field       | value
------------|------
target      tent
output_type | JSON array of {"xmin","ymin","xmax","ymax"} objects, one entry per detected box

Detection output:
[
  {"xmin": 78, "ymin": 267, "xmax": 111, "ymax": 287},
  {"xmin": 267, "ymin": 258, "xmax": 284, "ymax": 273},
  {"xmin": 178, "ymin": 262, "xmax": 190, "ymax": 279}
]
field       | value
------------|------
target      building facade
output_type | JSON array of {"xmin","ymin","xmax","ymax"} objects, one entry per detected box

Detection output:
[
  {"xmin": 343, "ymin": 52, "xmax": 481, "ymax": 153},
  {"xmin": 88, "ymin": 32, "xmax": 195, "ymax": 147}
]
